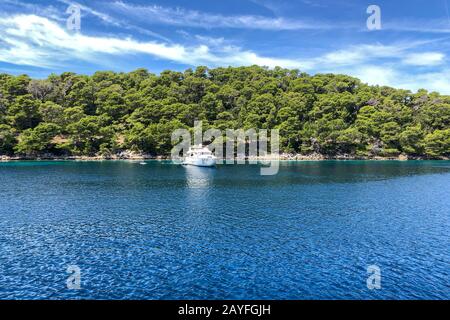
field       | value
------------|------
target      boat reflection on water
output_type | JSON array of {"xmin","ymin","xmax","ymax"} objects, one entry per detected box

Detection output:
[{"xmin": 183, "ymin": 164, "xmax": 215, "ymax": 189}]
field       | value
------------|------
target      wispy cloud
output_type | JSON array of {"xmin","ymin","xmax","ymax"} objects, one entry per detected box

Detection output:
[
  {"xmin": 319, "ymin": 44, "xmax": 406, "ymax": 66},
  {"xmin": 402, "ymin": 52, "xmax": 445, "ymax": 66},
  {"xmin": 103, "ymin": 1, "xmax": 450, "ymax": 35},
  {"xmin": 318, "ymin": 42, "xmax": 447, "ymax": 67},
  {"xmin": 383, "ymin": 19, "xmax": 450, "ymax": 34},
  {"xmin": 108, "ymin": 1, "xmax": 334, "ymax": 30},
  {"xmin": 1, "ymin": 0, "xmax": 66, "ymax": 22},
  {"xmin": 57, "ymin": 0, "xmax": 172, "ymax": 42},
  {"xmin": 57, "ymin": 0, "xmax": 119, "ymax": 26}
]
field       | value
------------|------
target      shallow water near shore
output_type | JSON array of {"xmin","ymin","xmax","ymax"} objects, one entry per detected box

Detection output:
[{"xmin": 0, "ymin": 160, "xmax": 449, "ymax": 299}]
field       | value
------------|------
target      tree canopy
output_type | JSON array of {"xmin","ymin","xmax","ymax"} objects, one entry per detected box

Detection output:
[{"xmin": 0, "ymin": 66, "xmax": 448, "ymax": 158}]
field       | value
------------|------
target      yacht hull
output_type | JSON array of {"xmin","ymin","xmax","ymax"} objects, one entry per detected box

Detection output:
[{"xmin": 182, "ymin": 157, "xmax": 216, "ymax": 167}]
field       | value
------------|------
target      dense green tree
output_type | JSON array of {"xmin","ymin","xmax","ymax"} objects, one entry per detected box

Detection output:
[
  {"xmin": 15, "ymin": 123, "xmax": 61, "ymax": 156},
  {"xmin": 399, "ymin": 125, "xmax": 424, "ymax": 155},
  {"xmin": 7, "ymin": 95, "xmax": 41, "ymax": 130},
  {"xmin": 380, "ymin": 121, "xmax": 402, "ymax": 154},
  {"xmin": 64, "ymin": 116, "xmax": 110, "ymax": 155},
  {"xmin": 39, "ymin": 101, "xmax": 65, "ymax": 126},
  {"xmin": 96, "ymin": 84, "xmax": 127, "ymax": 120},
  {"xmin": 4, "ymin": 74, "xmax": 30, "ymax": 97},
  {"xmin": 418, "ymin": 104, "xmax": 450, "ymax": 131},
  {"xmin": 65, "ymin": 76, "xmax": 96, "ymax": 114},
  {"xmin": 0, "ymin": 124, "xmax": 16, "ymax": 155},
  {"xmin": 0, "ymin": 66, "xmax": 448, "ymax": 158},
  {"xmin": 423, "ymin": 130, "xmax": 450, "ymax": 157},
  {"xmin": 336, "ymin": 127, "xmax": 365, "ymax": 154}
]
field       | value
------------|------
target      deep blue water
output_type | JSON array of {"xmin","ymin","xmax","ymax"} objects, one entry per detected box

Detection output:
[{"xmin": 0, "ymin": 160, "xmax": 449, "ymax": 300}]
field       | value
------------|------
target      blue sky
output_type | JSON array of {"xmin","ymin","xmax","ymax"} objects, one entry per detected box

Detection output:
[{"xmin": 1, "ymin": 0, "xmax": 450, "ymax": 93}]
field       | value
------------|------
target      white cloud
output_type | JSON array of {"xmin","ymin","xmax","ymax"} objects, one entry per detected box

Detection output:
[
  {"xmin": 348, "ymin": 65, "xmax": 450, "ymax": 94},
  {"xmin": 350, "ymin": 66, "xmax": 398, "ymax": 87},
  {"xmin": 318, "ymin": 42, "xmax": 444, "ymax": 66},
  {"xmin": 397, "ymin": 69, "xmax": 450, "ymax": 93},
  {"xmin": 320, "ymin": 44, "xmax": 404, "ymax": 66},
  {"xmin": 0, "ymin": 14, "xmax": 309, "ymax": 69},
  {"xmin": 402, "ymin": 52, "xmax": 445, "ymax": 66}
]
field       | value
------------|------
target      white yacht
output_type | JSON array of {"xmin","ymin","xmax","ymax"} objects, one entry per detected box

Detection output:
[{"xmin": 183, "ymin": 145, "xmax": 216, "ymax": 167}]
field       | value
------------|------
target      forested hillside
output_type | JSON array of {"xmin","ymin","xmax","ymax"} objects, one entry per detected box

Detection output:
[{"xmin": 0, "ymin": 66, "xmax": 449, "ymax": 158}]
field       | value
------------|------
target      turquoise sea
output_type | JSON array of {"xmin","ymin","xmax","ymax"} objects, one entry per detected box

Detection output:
[{"xmin": 0, "ymin": 160, "xmax": 449, "ymax": 299}]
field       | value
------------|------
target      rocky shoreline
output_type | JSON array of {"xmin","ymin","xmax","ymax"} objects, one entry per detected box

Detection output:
[
  {"xmin": 1, "ymin": 151, "xmax": 447, "ymax": 161},
  {"xmin": 0, "ymin": 151, "xmax": 159, "ymax": 161}
]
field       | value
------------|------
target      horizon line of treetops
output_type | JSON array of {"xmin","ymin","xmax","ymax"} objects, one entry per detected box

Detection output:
[{"xmin": 0, "ymin": 65, "xmax": 449, "ymax": 158}]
